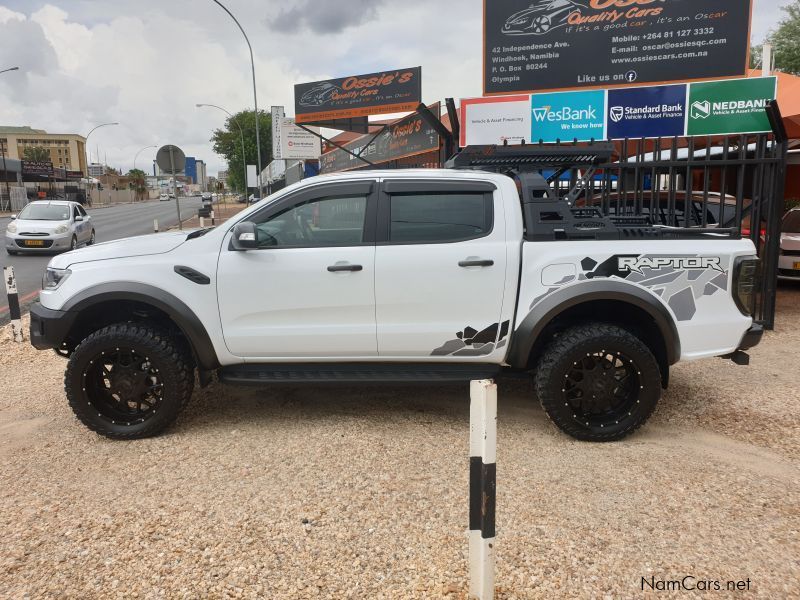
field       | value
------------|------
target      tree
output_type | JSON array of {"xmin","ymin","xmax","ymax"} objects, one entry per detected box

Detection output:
[
  {"xmin": 127, "ymin": 168, "xmax": 147, "ymax": 201},
  {"xmin": 210, "ymin": 110, "xmax": 272, "ymax": 193},
  {"xmin": 762, "ymin": 1, "xmax": 800, "ymax": 75},
  {"xmin": 22, "ymin": 146, "xmax": 51, "ymax": 162}
]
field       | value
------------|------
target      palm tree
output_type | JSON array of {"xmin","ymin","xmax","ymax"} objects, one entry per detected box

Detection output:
[
  {"xmin": 22, "ymin": 146, "xmax": 51, "ymax": 162},
  {"xmin": 127, "ymin": 168, "xmax": 147, "ymax": 201}
]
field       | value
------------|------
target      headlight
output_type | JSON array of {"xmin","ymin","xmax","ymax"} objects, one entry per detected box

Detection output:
[
  {"xmin": 6, "ymin": 222, "xmax": 16, "ymax": 234},
  {"xmin": 53, "ymin": 224, "xmax": 69, "ymax": 234},
  {"xmin": 42, "ymin": 267, "xmax": 71, "ymax": 291}
]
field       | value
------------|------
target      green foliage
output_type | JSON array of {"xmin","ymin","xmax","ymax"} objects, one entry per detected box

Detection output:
[
  {"xmin": 22, "ymin": 146, "xmax": 51, "ymax": 162},
  {"xmin": 763, "ymin": 1, "xmax": 800, "ymax": 75},
  {"xmin": 126, "ymin": 168, "xmax": 147, "ymax": 200},
  {"xmin": 750, "ymin": 44, "xmax": 763, "ymax": 69},
  {"xmin": 210, "ymin": 110, "xmax": 272, "ymax": 193}
]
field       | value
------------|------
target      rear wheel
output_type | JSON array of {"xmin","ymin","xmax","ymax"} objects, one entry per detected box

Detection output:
[
  {"xmin": 534, "ymin": 322, "xmax": 661, "ymax": 442},
  {"xmin": 65, "ymin": 323, "xmax": 194, "ymax": 439}
]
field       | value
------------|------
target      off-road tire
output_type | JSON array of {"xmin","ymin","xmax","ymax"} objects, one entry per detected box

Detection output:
[
  {"xmin": 534, "ymin": 322, "xmax": 661, "ymax": 442},
  {"xmin": 65, "ymin": 323, "xmax": 194, "ymax": 440}
]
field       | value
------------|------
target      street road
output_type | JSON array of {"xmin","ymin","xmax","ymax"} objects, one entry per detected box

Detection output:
[{"xmin": 1, "ymin": 197, "xmax": 202, "ymax": 323}]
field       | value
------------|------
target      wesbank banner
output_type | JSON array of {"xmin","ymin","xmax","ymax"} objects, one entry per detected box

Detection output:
[
  {"xmin": 460, "ymin": 77, "xmax": 776, "ymax": 146},
  {"xmin": 484, "ymin": 0, "xmax": 754, "ymax": 95},
  {"xmin": 530, "ymin": 90, "xmax": 606, "ymax": 142}
]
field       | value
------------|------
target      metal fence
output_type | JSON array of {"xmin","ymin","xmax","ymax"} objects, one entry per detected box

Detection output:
[{"xmin": 577, "ymin": 103, "xmax": 788, "ymax": 329}]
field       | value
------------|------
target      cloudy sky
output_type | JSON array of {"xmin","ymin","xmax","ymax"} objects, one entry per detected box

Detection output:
[{"xmin": 0, "ymin": 0, "xmax": 789, "ymax": 176}]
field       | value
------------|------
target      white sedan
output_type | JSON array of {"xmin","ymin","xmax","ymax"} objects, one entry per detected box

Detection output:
[
  {"xmin": 779, "ymin": 208, "xmax": 800, "ymax": 281},
  {"xmin": 5, "ymin": 200, "xmax": 95, "ymax": 255}
]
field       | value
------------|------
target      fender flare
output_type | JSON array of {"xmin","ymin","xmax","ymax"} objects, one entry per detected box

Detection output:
[
  {"xmin": 506, "ymin": 279, "xmax": 681, "ymax": 369},
  {"xmin": 62, "ymin": 282, "xmax": 220, "ymax": 370}
]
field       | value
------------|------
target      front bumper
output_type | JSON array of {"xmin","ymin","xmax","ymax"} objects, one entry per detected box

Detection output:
[
  {"xmin": 777, "ymin": 254, "xmax": 800, "ymax": 279},
  {"xmin": 5, "ymin": 232, "xmax": 72, "ymax": 252},
  {"xmin": 29, "ymin": 302, "xmax": 77, "ymax": 351}
]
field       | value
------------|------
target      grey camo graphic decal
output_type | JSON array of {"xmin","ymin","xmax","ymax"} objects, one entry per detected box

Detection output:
[
  {"xmin": 530, "ymin": 255, "xmax": 729, "ymax": 322},
  {"xmin": 431, "ymin": 321, "xmax": 510, "ymax": 357}
]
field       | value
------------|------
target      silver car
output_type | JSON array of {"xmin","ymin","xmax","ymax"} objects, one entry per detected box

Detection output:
[
  {"xmin": 5, "ymin": 200, "xmax": 95, "ymax": 255},
  {"xmin": 778, "ymin": 208, "xmax": 800, "ymax": 281}
]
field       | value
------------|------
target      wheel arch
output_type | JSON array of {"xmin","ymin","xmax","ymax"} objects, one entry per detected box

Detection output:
[
  {"xmin": 507, "ymin": 280, "xmax": 680, "ymax": 386},
  {"xmin": 62, "ymin": 283, "xmax": 219, "ymax": 370}
]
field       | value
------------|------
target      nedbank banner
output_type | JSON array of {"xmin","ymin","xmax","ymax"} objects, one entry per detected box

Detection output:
[{"xmin": 460, "ymin": 76, "xmax": 776, "ymax": 145}]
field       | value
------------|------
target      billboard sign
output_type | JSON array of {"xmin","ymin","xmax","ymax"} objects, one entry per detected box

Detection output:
[
  {"xmin": 271, "ymin": 106, "xmax": 285, "ymax": 160},
  {"xmin": 606, "ymin": 84, "xmax": 687, "ymax": 139},
  {"xmin": 279, "ymin": 118, "xmax": 322, "ymax": 159},
  {"xmin": 320, "ymin": 104, "xmax": 441, "ymax": 173},
  {"xmin": 460, "ymin": 77, "xmax": 777, "ymax": 144},
  {"xmin": 295, "ymin": 67, "xmax": 422, "ymax": 127},
  {"xmin": 21, "ymin": 161, "xmax": 54, "ymax": 177},
  {"xmin": 531, "ymin": 90, "xmax": 606, "ymax": 142},
  {"xmin": 460, "ymin": 95, "xmax": 532, "ymax": 147},
  {"xmin": 687, "ymin": 77, "xmax": 777, "ymax": 136},
  {"xmin": 484, "ymin": 0, "xmax": 754, "ymax": 95}
]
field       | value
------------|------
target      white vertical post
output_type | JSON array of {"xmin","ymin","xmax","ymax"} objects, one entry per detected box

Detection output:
[
  {"xmin": 211, "ymin": 209, "xmax": 216, "ymax": 226},
  {"xmin": 3, "ymin": 266, "xmax": 24, "ymax": 343},
  {"xmin": 763, "ymin": 43, "xmax": 773, "ymax": 76},
  {"xmin": 153, "ymin": 219, "xmax": 158, "ymax": 233},
  {"xmin": 200, "ymin": 216, "xmax": 205, "ymax": 228},
  {"xmin": 469, "ymin": 379, "xmax": 496, "ymax": 600}
]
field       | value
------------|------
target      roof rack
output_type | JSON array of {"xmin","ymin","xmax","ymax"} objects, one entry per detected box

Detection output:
[{"xmin": 445, "ymin": 142, "xmax": 615, "ymax": 171}]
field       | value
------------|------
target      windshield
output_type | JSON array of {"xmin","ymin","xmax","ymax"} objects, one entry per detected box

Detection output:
[
  {"xmin": 18, "ymin": 203, "xmax": 70, "ymax": 221},
  {"xmin": 783, "ymin": 211, "xmax": 800, "ymax": 233}
]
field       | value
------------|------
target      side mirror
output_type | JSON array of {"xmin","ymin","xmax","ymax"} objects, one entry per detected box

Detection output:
[
  {"xmin": 231, "ymin": 221, "xmax": 259, "ymax": 251},
  {"xmin": 10, "ymin": 214, "xmax": 16, "ymax": 220},
  {"xmin": 74, "ymin": 215, "xmax": 83, "ymax": 222}
]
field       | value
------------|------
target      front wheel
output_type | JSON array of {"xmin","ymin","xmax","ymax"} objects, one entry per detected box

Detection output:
[
  {"xmin": 69, "ymin": 235, "xmax": 77, "ymax": 251},
  {"xmin": 534, "ymin": 322, "xmax": 661, "ymax": 442},
  {"xmin": 87, "ymin": 230, "xmax": 96, "ymax": 245},
  {"xmin": 65, "ymin": 323, "xmax": 195, "ymax": 439}
]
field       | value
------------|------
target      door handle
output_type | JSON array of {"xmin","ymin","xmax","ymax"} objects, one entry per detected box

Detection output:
[
  {"xmin": 459, "ymin": 259, "xmax": 494, "ymax": 268},
  {"xmin": 327, "ymin": 264, "xmax": 363, "ymax": 273}
]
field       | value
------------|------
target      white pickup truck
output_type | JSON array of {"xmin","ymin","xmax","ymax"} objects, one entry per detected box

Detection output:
[{"xmin": 29, "ymin": 153, "xmax": 763, "ymax": 442}]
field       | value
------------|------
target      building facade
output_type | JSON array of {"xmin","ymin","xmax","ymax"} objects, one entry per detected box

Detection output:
[{"xmin": 0, "ymin": 126, "xmax": 87, "ymax": 174}]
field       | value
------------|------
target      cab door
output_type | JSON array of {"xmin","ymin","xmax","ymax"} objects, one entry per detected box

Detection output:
[
  {"xmin": 217, "ymin": 180, "xmax": 379, "ymax": 359},
  {"xmin": 374, "ymin": 180, "xmax": 509, "ymax": 360}
]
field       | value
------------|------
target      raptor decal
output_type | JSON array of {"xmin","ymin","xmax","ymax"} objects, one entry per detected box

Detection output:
[
  {"xmin": 529, "ymin": 255, "xmax": 729, "ymax": 321},
  {"xmin": 431, "ymin": 321, "xmax": 511, "ymax": 357}
]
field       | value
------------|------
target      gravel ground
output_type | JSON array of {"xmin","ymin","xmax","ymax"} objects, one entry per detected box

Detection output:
[{"xmin": 1, "ymin": 286, "xmax": 799, "ymax": 599}]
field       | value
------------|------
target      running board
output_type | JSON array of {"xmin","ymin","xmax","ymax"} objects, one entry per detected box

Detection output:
[{"xmin": 218, "ymin": 363, "xmax": 501, "ymax": 385}]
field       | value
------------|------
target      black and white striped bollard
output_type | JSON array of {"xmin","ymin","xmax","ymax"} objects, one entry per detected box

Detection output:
[
  {"xmin": 469, "ymin": 379, "xmax": 496, "ymax": 599},
  {"xmin": 4, "ymin": 266, "xmax": 24, "ymax": 343}
]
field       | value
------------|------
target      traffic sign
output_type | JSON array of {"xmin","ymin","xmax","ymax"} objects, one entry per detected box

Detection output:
[{"xmin": 156, "ymin": 145, "xmax": 186, "ymax": 175}]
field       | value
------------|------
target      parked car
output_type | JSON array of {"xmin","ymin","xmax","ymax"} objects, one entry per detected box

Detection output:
[
  {"xmin": 778, "ymin": 208, "xmax": 800, "ymax": 281},
  {"xmin": 30, "ymin": 166, "xmax": 761, "ymax": 442},
  {"xmin": 5, "ymin": 201, "xmax": 95, "ymax": 255},
  {"xmin": 159, "ymin": 193, "xmax": 169, "ymax": 201}
]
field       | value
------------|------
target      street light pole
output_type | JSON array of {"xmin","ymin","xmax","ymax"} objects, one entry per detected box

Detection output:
[
  {"xmin": 1, "ymin": 67, "xmax": 20, "ymax": 209},
  {"xmin": 84, "ymin": 122, "xmax": 119, "ymax": 206},
  {"xmin": 133, "ymin": 145, "xmax": 157, "ymax": 202},
  {"xmin": 196, "ymin": 103, "xmax": 248, "ymax": 197},
  {"xmin": 210, "ymin": 0, "xmax": 263, "ymax": 197}
]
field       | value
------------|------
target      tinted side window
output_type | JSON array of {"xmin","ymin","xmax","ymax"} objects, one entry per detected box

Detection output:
[
  {"xmin": 73, "ymin": 205, "xmax": 80, "ymax": 219},
  {"xmin": 389, "ymin": 193, "xmax": 491, "ymax": 243},
  {"xmin": 254, "ymin": 195, "xmax": 367, "ymax": 248},
  {"xmin": 78, "ymin": 205, "xmax": 88, "ymax": 217}
]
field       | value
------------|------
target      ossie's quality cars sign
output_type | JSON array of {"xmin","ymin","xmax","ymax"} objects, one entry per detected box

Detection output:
[{"xmin": 484, "ymin": 0, "xmax": 753, "ymax": 94}]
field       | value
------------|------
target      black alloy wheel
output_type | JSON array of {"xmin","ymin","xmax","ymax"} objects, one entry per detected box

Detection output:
[{"xmin": 535, "ymin": 322, "xmax": 661, "ymax": 442}]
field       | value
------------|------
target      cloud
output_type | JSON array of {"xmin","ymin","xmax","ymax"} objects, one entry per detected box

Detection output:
[{"xmin": 267, "ymin": 0, "xmax": 386, "ymax": 35}]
